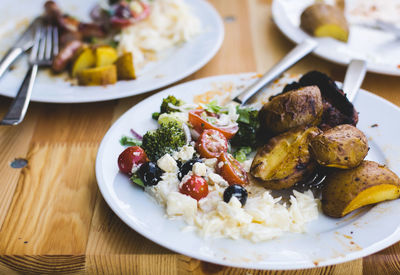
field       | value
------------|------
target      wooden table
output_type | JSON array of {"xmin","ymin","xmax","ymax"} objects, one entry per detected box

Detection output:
[{"xmin": 1, "ymin": 0, "xmax": 400, "ymax": 274}]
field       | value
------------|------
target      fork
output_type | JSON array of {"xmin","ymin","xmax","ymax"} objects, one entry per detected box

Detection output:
[{"xmin": 0, "ymin": 24, "xmax": 58, "ymax": 126}]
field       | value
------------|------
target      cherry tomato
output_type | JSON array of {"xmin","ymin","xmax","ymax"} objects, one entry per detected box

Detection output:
[
  {"xmin": 118, "ymin": 146, "xmax": 148, "ymax": 175},
  {"xmin": 217, "ymin": 152, "xmax": 248, "ymax": 186},
  {"xmin": 188, "ymin": 110, "xmax": 238, "ymax": 140},
  {"xmin": 196, "ymin": 129, "xmax": 228, "ymax": 159},
  {"xmin": 179, "ymin": 175, "xmax": 209, "ymax": 201}
]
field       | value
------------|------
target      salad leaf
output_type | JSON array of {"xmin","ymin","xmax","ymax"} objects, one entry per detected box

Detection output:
[
  {"xmin": 120, "ymin": 136, "xmax": 142, "ymax": 146},
  {"xmin": 130, "ymin": 173, "xmax": 145, "ymax": 188},
  {"xmin": 231, "ymin": 106, "xmax": 260, "ymax": 148},
  {"xmin": 234, "ymin": 146, "xmax": 252, "ymax": 162}
]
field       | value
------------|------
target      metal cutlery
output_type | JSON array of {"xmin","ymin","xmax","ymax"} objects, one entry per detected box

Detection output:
[
  {"xmin": 0, "ymin": 24, "xmax": 58, "ymax": 126},
  {"xmin": 233, "ymin": 39, "xmax": 318, "ymax": 105},
  {"xmin": 0, "ymin": 17, "xmax": 42, "ymax": 81}
]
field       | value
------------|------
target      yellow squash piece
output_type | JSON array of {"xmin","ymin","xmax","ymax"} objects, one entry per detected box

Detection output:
[
  {"xmin": 77, "ymin": 65, "xmax": 117, "ymax": 86},
  {"xmin": 95, "ymin": 46, "xmax": 118, "ymax": 67},
  {"xmin": 71, "ymin": 47, "xmax": 95, "ymax": 77},
  {"xmin": 115, "ymin": 52, "xmax": 136, "ymax": 80},
  {"xmin": 300, "ymin": 3, "xmax": 349, "ymax": 42},
  {"xmin": 322, "ymin": 160, "xmax": 400, "ymax": 218}
]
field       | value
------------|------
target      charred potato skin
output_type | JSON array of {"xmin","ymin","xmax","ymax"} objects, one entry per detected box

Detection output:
[
  {"xmin": 259, "ymin": 86, "xmax": 323, "ymax": 135},
  {"xmin": 322, "ymin": 161, "xmax": 400, "ymax": 218},
  {"xmin": 250, "ymin": 127, "xmax": 321, "ymax": 190},
  {"xmin": 310, "ymin": 124, "xmax": 368, "ymax": 169}
]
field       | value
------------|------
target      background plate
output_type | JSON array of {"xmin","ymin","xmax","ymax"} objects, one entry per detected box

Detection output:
[
  {"xmin": 0, "ymin": 0, "xmax": 223, "ymax": 103},
  {"xmin": 96, "ymin": 73, "xmax": 400, "ymax": 269},
  {"xmin": 272, "ymin": 0, "xmax": 400, "ymax": 76}
]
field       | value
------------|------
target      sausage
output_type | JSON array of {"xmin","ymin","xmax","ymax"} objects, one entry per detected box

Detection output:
[
  {"xmin": 44, "ymin": 1, "xmax": 62, "ymax": 23},
  {"xmin": 59, "ymin": 31, "xmax": 83, "ymax": 47},
  {"xmin": 52, "ymin": 40, "xmax": 83, "ymax": 73},
  {"xmin": 79, "ymin": 23, "xmax": 106, "ymax": 38}
]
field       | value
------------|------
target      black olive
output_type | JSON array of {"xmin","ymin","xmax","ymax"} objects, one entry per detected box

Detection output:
[
  {"xmin": 137, "ymin": 162, "xmax": 163, "ymax": 186},
  {"xmin": 223, "ymin": 184, "xmax": 248, "ymax": 206},
  {"xmin": 178, "ymin": 158, "xmax": 202, "ymax": 180}
]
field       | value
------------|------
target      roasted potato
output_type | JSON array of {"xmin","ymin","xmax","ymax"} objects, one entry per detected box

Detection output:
[
  {"xmin": 300, "ymin": 3, "xmax": 349, "ymax": 42},
  {"xmin": 310, "ymin": 124, "xmax": 368, "ymax": 169},
  {"xmin": 77, "ymin": 65, "xmax": 117, "ymax": 86},
  {"xmin": 322, "ymin": 161, "xmax": 400, "ymax": 218},
  {"xmin": 71, "ymin": 47, "xmax": 95, "ymax": 77},
  {"xmin": 281, "ymin": 71, "xmax": 358, "ymax": 130},
  {"xmin": 95, "ymin": 46, "xmax": 118, "ymax": 67},
  {"xmin": 250, "ymin": 127, "xmax": 321, "ymax": 189},
  {"xmin": 115, "ymin": 52, "xmax": 136, "ymax": 80},
  {"xmin": 259, "ymin": 86, "xmax": 323, "ymax": 135}
]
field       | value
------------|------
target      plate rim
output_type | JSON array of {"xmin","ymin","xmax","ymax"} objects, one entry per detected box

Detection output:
[
  {"xmin": 271, "ymin": 0, "xmax": 400, "ymax": 76},
  {"xmin": 0, "ymin": 0, "xmax": 225, "ymax": 104},
  {"xmin": 95, "ymin": 73, "xmax": 400, "ymax": 270}
]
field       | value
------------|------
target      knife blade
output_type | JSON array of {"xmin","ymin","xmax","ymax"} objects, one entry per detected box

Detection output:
[{"xmin": 0, "ymin": 17, "xmax": 42, "ymax": 80}]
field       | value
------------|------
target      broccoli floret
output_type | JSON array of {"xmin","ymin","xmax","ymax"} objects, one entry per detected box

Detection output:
[
  {"xmin": 152, "ymin": 95, "xmax": 184, "ymax": 120},
  {"xmin": 142, "ymin": 122, "xmax": 186, "ymax": 161},
  {"xmin": 231, "ymin": 107, "xmax": 260, "ymax": 148}
]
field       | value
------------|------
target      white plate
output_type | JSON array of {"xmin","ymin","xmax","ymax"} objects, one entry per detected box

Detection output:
[
  {"xmin": 271, "ymin": 0, "xmax": 400, "ymax": 76},
  {"xmin": 0, "ymin": 0, "xmax": 223, "ymax": 103},
  {"xmin": 96, "ymin": 73, "xmax": 400, "ymax": 270}
]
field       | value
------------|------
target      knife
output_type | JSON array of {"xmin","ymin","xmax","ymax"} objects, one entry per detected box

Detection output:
[{"xmin": 0, "ymin": 17, "xmax": 42, "ymax": 80}]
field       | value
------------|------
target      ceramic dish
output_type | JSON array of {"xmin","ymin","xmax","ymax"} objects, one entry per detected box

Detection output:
[
  {"xmin": 272, "ymin": 0, "xmax": 400, "ymax": 76},
  {"xmin": 96, "ymin": 73, "xmax": 400, "ymax": 269},
  {"xmin": 0, "ymin": 0, "xmax": 223, "ymax": 103}
]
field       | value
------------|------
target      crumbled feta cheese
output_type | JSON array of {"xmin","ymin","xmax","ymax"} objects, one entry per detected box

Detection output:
[
  {"xmin": 157, "ymin": 154, "xmax": 178, "ymax": 172},
  {"xmin": 166, "ymin": 192, "xmax": 197, "ymax": 224},
  {"xmin": 172, "ymin": 145, "xmax": 195, "ymax": 162},
  {"xmin": 207, "ymin": 171, "xmax": 228, "ymax": 187},
  {"xmin": 217, "ymin": 161, "xmax": 224, "ymax": 169},
  {"xmin": 146, "ymin": 172, "xmax": 179, "ymax": 205},
  {"xmin": 203, "ymin": 158, "xmax": 217, "ymax": 169},
  {"xmin": 131, "ymin": 164, "xmax": 139, "ymax": 174},
  {"xmin": 192, "ymin": 162, "xmax": 207, "ymax": 177}
]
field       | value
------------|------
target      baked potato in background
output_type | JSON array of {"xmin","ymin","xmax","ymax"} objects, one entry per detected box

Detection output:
[
  {"xmin": 259, "ymin": 86, "xmax": 323, "ymax": 135},
  {"xmin": 310, "ymin": 124, "xmax": 368, "ymax": 169},
  {"xmin": 322, "ymin": 161, "xmax": 400, "ymax": 218},
  {"xmin": 250, "ymin": 126, "xmax": 321, "ymax": 190},
  {"xmin": 300, "ymin": 3, "xmax": 349, "ymax": 42}
]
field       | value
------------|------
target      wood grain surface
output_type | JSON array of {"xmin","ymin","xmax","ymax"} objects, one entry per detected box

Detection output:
[{"xmin": 1, "ymin": 0, "xmax": 400, "ymax": 274}]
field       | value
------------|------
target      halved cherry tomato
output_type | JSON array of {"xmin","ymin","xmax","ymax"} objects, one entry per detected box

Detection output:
[
  {"xmin": 179, "ymin": 175, "xmax": 209, "ymax": 201},
  {"xmin": 188, "ymin": 110, "xmax": 238, "ymax": 140},
  {"xmin": 217, "ymin": 152, "xmax": 248, "ymax": 186},
  {"xmin": 118, "ymin": 146, "xmax": 148, "ymax": 175},
  {"xmin": 196, "ymin": 129, "xmax": 228, "ymax": 158}
]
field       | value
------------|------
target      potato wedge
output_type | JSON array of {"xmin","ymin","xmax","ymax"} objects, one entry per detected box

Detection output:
[
  {"xmin": 77, "ymin": 65, "xmax": 117, "ymax": 86},
  {"xmin": 322, "ymin": 160, "xmax": 400, "ymax": 218},
  {"xmin": 71, "ymin": 47, "xmax": 95, "ymax": 77},
  {"xmin": 310, "ymin": 124, "xmax": 368, "ymax": 169},
  {"xmin": 259, "ymin": 86, "xmax": 323, "ymax": 135},
  {"xmin": 250, "ymin": 127, "xmax": 321, "ymax": 190},
  {"xmin": 115, "ymin": 52, "xmax": 136, "ymax": 80},
  {"xmin": 300, "ymin": 3, "xmax": 349, "ymax": 42},
  {"xmin": 95, "ymin": 46, "xmax": 118, "ymax": 67}
]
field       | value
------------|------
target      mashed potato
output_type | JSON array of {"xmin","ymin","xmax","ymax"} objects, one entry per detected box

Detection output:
[
  {"xmin": 146, "ymin": 146, "xmax": 319, "ymax": 242},
  {"xmin": 117, "ymin": 0, "xmax": 201, "ymax": 67}
]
